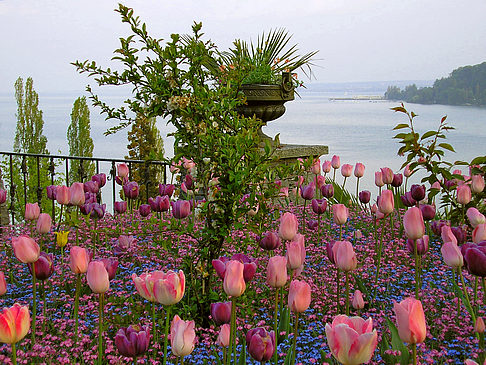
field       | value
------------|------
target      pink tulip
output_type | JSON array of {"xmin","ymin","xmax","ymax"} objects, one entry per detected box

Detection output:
[
  {"xmin": 331, "ymin": 155, "xmax": 340, "ymax": 169},
  {"xmin": 316, "ymin": 175, "xmax": 326, "ymax": 189},
  {"xmin": 381, "ymin": 167, "xmax": 394, "ymax": 185},
  {"xmin": 333, "ymin": 204, "xmax": 348, "ymax": 225},
  {"xmin": 0, "ymin": 271, "xmax": 6, "ymax": 296},
  {"xmin": 354, "ymin": 163, "xmax": 365, "ymax": 178},
  {"xmin": 12, "ymin": 236, "xmax": 40, "ymax": 263},
  {"xmin": 374, "ymin": 171, "xmax": 384, "ymax": 188},
  {"xmin": 171, "ymin": 200, "xmax": 191, "ymax": 219},
  {"xmin": 35, "ymin": 213, "xmax": 52, "ymax": 234},
  {"xmin": 457, "ymin": 184, "xmax": 472, "ymax": 205},
  {"xmin": 101, "ymin": 258, "xmax": 118, "ymax": 280},
  {"xmin": 332, "ymin": 240, "xmax": 357, "ymax": 272},
  {"xmin": 404, "ymin": 164, "xmax": 413, "ymax": 178},
  {"xmin": 69, "ymin": 246, "xmax": 91, "ymax": 274},
  {"xmin": 475, "ymin": 317, "xmax": 485, "ymax": 334},
  {"xmin": 69, "ymin": 182, "xmax": 85, "ymax": 206},
  {"xmin": 403, "ymin": 207, "xmax": 425, "ymax": 240},
  {"xmin": 467, "ymin": 207, "xmax": 486, "ymax": 228},
  {"xmin": 341, "ymin": 164, "xmax": 353, "ymax": 178},
  {"xmin": 266, "ymin": 256, "xmax": 288, "ymax": 288},
  {"xmin": 182, "ymin": 157, "xmax": 196, "ymax": 172},
  {"xmin": 170, "ymin": 315, "xmax": 196, "ymax": 357},
  {"xmin": 441, "ymin": 241, "xmax": 464, "ymax": 268},
  {"xmin": 151, "ymin": 270, "xmax": 185, "ymax": 305},
  {"xmin": 352, "ymin": 290, "xmax": 364, "ymax": 310},
  {"xmin": 393, "ymin": 297, "xmax": 427, "ymax": 344},
  {"xmin": 378, "ymin": 189, "xmax": 394, "ymax": 216},
  {"xmin": 286, "ymin": 234, "xmax": 306, "ymax": 272},
  {"xmin": 441, "ymin": 225, "xmax": 458, "ymax": 246},
  {"xmin": 223, "ymin": 260, "xmax": 246, "ymax": 297},
  {"xmin": 0, "ymin": 189, "xmax": 6, "ymax": 205},
  {"xmin": 322, "ymin": 160, "xmax": 332, "ymax": 173},
  {"xmin": 471, "ymin": 175, "xmax": 485, "ymax": 193},
  {"xmin": 87, "ymin": 261, "xmax": 110, "ymax": 294},
  {"xmin": 465, "ymin": 360, "xmax": 480, "ymax": 365},
  {"xmin": 216, "ymin": 324, "xmax": 230, "ymax": 347},
  {"xmin": 430, "ymin": 181, "xmax": 441, "ymax": 190},
  {"xmin": 55, "ymin": 185, "xmax": 69, "ymax": 205},
  {"xmin": 0, "ymin": 303, "xmax": 30, "ymax": 344},
  {"xmin": 132, "ymin": 272, "xmax": 158, "ymax": 302},
  {"xmin": 311, "ymin": 158, "xmax": 321, "ymax": 174},
  {"xmin": 288, "ymin": 280, "xmax": 311, "ymax": 313},
  {"xmin": 24, "ymin": 203, "xmax": 40, "ymax": 220},
  {"xmin": 473, "ymin": 224, "xmax": 486, "ymax": 243},
  {"xmin": 278, "ymin": 212, "xmax": 298, "ymax": 241},
  {"xmin": 117, "ymin": 163, "xmax": 129, "ymax": 178},
  {"xmin": 325, "ymin": 315, "xmax": 378, "ymax": 364}
]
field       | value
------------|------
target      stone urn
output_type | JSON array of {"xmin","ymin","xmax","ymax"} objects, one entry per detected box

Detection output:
[{"xmin": 237, "ymin": 72, "xmax": 294, "ymax": 143}]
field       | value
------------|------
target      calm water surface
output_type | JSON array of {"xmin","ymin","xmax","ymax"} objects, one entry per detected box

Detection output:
[{"xmin": 1, "ymin": 89, "xmax": 485, "ymax": 196}]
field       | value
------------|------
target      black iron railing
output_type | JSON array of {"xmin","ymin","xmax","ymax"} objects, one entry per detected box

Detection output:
[{"xmin": 0, "ymin": 151, "xmax": 169, "ymax": 223}]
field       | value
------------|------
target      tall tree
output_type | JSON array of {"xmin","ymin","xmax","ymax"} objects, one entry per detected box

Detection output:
[
  {"xmin": 126, "ymin": 114, "xmax": 164, "ymax": 199},
  {"xmin": 67, "ymin": 96, "xmax": 94, "ymax": 183}
]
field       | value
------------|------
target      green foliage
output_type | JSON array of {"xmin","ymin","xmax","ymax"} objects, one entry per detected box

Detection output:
[
  {"xmin": 126, "ymin": 114, "xmax": 164, "ymax": 199},
  {"xmin": 5, "ymin": 77, "xmax": 52, "ymax": 217},
  {"xmin": 67, "ymin": 96, "xmax": 95, "ymax": 182},
  {"xmin": 219, "ymin": 28, "xmax": 318, "ymax": 86},
  {"xmin": 385, "ymin": 61, "xmax": 486, "ymax": 106}
]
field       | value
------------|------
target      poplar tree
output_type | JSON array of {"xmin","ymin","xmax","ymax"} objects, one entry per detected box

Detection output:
[{"xmin": 67, "ymin": 96, "xmax": 94, "ymax": 182}]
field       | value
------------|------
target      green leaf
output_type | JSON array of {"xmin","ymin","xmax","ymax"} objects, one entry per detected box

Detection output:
[
  {"xmin": 393, "ymin": 123, "xmax": 409, "ymax": 130},
  {"xmin": 394, "ymin": 133, "xmax": 408, "ymax": 139},
  {"xmin": 386, "ymin": 317, "xmax": 410, "ymax": 365},
  {"xmin": 278, "ymin": 307, "xmax": 291, "ymax": 343},
  {"xmin": 391, "ymin": 106, "xmax": 407, "ymax": 113},
  {"xmin": 471, "ymin": 156, "xmax": 486, "ymax": 165},
  {"xmin": 237, "ymin": 334, "xmax": 247, "ymax": 365},
  {"xmin": 438, "ymin": 143, "xmax": 455, "ymax": 152},
  {"xmin": 420, "ymin": 130, "xmax": 437, "ymax": 140}
]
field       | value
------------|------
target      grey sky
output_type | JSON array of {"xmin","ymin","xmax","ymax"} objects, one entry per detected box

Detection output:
[{"xmin": 1, "ymin": 0, "xmax": 485, "ymax": 93}]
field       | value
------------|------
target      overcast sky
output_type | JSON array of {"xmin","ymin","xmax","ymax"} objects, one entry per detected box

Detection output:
[{"xmin": 1, "ymin": 0, "xmax": 485, "ymax": 93}]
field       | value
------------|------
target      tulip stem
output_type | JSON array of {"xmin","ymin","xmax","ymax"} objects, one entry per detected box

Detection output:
[
  {"xmin": 74, "ymin": 273, "xmax": 81, "ymax": 344},
  {"xmin": 356, "ymin": 178, "xmax": 360, "ymax": 202},
  {"xmin": 290, "ymin": 312, "xmax": 299, "ymax": 365},
  {"xmin": 372, "ymin": 220, "xmax": 386, "ymax": 303},
  {"xmin": 231, "ymin": 298, "xmax": 237, "ymax": 365},
  {"xmin": 302, "ymin": 200, "xmax": 307, "ymax": 232},
  {"xmin": 98, "ymin": 293, "xmax": 104, "ymax": 365},
  {"xmin": 474, "ymin": 277, "xmax": 479, "ymax": 313},
  {"xmin": 273, "ymin": 288, "xmax": 279, "ymax": 365},
  {"xmin": 411, "ymin": 343, "xmax": 417, "ymax": 365},
  {"xmin": 341, "ymin": 177, "xmax": 347, "ymax": 202},
  {"xmin": 57, "ymin": 205, "xmax": 64, "ymax": 232},
  {"xmin": 459, "ymin": 269, "xmax": 476, "ymax": 326},
  {"xmin": 482, "ymin": 278, "xmax": 486, "ymax": 308},
  {"xmin": 414, "ymin": 239, "xmax": 420, "ymax": 299},
  {"xmin": 152, "ymin": 302, "xmax": 157, "ymax": 344},
  {"xmin": 336, "ymin": 268, "xmax": 341, "ymax": 314},
  {"xmin": 32, "ymin": 262, "xmax": 37, "ymax": 345},
  {"xmin": 345, "ymin": 271, "xmax": 350, "ymax": 316},
  {"xmin": 42, "ymin": 280, "xmax": 47, "ymax": 333},
  {"xmin": 163, "ymin": 305, "xmax": 172, "ymax": 365},
  {"xmin": 11, "ymin": 343, "xmax": 17, "ymax": 365}
]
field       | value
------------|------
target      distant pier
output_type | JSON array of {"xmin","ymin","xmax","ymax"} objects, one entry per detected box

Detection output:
[{"xmin": 329, "ymin": 95, "xmax": 384, "ymax": 101}]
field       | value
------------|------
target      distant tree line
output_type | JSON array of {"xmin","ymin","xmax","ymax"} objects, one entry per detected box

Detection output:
[{"xmin": 385, "ymin": 61, "xmax": 486, "ymax": 106}]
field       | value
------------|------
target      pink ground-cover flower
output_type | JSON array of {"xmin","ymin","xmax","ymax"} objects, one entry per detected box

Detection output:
[{"xmin": 325, "ymin": 315, "xmax": 378, "ymax": 365}]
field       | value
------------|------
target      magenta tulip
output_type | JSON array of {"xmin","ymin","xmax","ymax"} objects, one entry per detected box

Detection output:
[
  {"xmin": 115, "ymin": 324, "xmax": 150, "ymax": 359},
  {"xmin": 410, "ymin": 184, "xmax": 426, "ymax": 202},
  {"xmin": 45, "ymin": 185, "xmax": 57, "ymax": 200},
  {"xmin": 463, "ymin": 244, "xmax": 486, "ymax": 277},
  {"xmin": 101, "ymin": 257, "xmax": 118, "ymax": 280},
  {"xmin": 259, "ymin": 231, "xmax": 281, "ymax": 250},
  {"xmin": 123, "ymin": 181, "xmax": 139, "ymax": 199},
  {"xmin": 171, "ymin": 200, "xmax": 191, "ymax": 219},
  {"xmin": 83, "ymin": 180, "xmax": 99, "ymax": 194},
  {"xmin": 359, "ymin": 190, "xmax": 371, "ymax": 204},
  {"xmin": 401, "ymin": 191, "xmax": 416, "ymax": 207},
  {"xmin": 391, "ymin": 173, "xmax": 403, "ymax": 188},
  {"xmin": 311, "ymin": 199, "xmax": 327, "ymax": 215},
  {"xmin": 300, "ymin": 182, "xmax": 315, "ymax": 200},
  {"xmin": 0, "ymin": 271, "xmax": 6, "ymax": 296},
  {"xmin": 28, "ymin": 252, "xmax": 54, "ymax": 280},
  {"xmin": 159, "ymin": 183, "xmax": 175, "ymax": 198},
  {"xmin": 139, "ymin": 204, "xmax": 151, "ymax": 217},
  {"xmin": 91, "ymin": 173, "xmax": 107, "ymax": 188},
  {"xmin": 321, "ymin": 184, "xmax": 334, "ymax": 198},
  {"xmin": 114, "ymin": 201, "xmax": 127, "ymax": 214},
  {"xmin": 420, "ymin": 204, "xmax": 436, "ymax": 221},
  {"xmin": 406, "ymin": 236, "xmax": 429, "ymax": 256}
]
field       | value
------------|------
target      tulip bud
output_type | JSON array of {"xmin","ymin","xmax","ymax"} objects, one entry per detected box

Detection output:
[
  {"xmin": 246, "ymin": 328, "xmax": 275, "ymax": 362},
  {"xmin": 419, "ymin": 204, "xmax": 436, "ymax": 221},
  {"xmin": 45, "ymin": 185, "xmax": 57, "ymax": 200},
  {"xmin": 266, "ymin": 256, "xmax": 288, "ymax": 288},
  {"xmin": 341, "ymin": 164, "xmax": 353, "ymax": 178},
  {"xmin": 69, "ymin": 246, "xmax": 91, "ymax": 274},
  {"xmin": 101, "ymin": 257, "xmax": 118, "ymax": 280},
  {"xmin": 170, "ymin": 315, "xmax": 196, "ymax": 357},
  {"xmin": 117, "ymin": 163, "xmax": 129, "ymax": 179},
  {"xmin": 374, "ymin": 172, "xmax": 384, "ymax": 187},
  {"xmin": 311, "ymin": 199, "xmax": 327, "ymax": 215},
  {"xmin": 114, "ymin": 201, "xmax": 127, "ymax": 214},
  {"xmin": 286, "ymin": 234, "xmax": 306, "ymax": 272},
  {"xmin": 115, "ymin": 324, "xmax": 150, "ymax": 358},
  {"xmin": 139, "ymin": 204, "xmax": 151, "ymax": 217},
  {"xmin": 123, "ymin": 181, "xmax": 140, "ymax": 199},
  {"xmin": 441, "ymin": 225, "xmax": 458, "ymax": 245},
  {"xmin": 91, "ymin": 173, "xmax": 107, "ymax": 188},
  {"xmin": 87, "ymin": 261, "xmax": 110, "ymax": 294},
  {"xmin": 331, "ymin": 155, "xmax": 340, "ymax": 169},
  {"xmin": 69, "ymin": 183, "xmax": 85, "ymax": 206},
  {"xmin": 381, "ymin": 167, "xmax": 394, "ymax": 185},
  {"xmin": 354, "ymin": 163, "xmax": 365, "ymax": 178},
  {"xmin": 300, "ymin": 182, "xmax": 315, "ymax": 200},
  {"xmin": 332, "ymin": 240, "xmax": 357, "ymax": 271},
  {"xmin": 352, "ymin": 290, "xmax": 365, "ymax": 310},
  {"xmin": 403, "ymin": 207, "xmax": 425, "ymax": 240},
  {"xmin": 475, "ymin": 317, "xmax": 485, "ymax": 334},
  {"xmin": 278, "ymin": 212, "xmax": 298, "ymax": 241},
  {"xmin": 288, "ymin": 280, "xmax": 311, "ymax": 313},
  {"xmin": 378, "ymin": 190, "xmax": 394, "ymax": 216},
  {"xmin": 457, "ymin": 184, "xmax": 472, "ymax": 205},
  {"xmin": 404, "ymin": 164, "xmax": 413, "ymax": 178},
  {"xmin": 24, "ymin": 203, "xmax": 40, "ymax": 221},
  {"xmin": 467, "ymin": 207, "xmax": 486, "ymax": 228},
  {"xmin": 473, "ymin": 224, "xmax": 486, "ymax": 243},
  {"xmin": 12, "ymin": 236, "xmax": 40, "ymax": 263},
  {"xmin": 393, "ymin": 297, "xmax": 426, "ymax": 344},
  {"xmin": 211, "ymin": 302, "xmax": 232, "ymax": 325},
  {"xmin": 159, "ymin": 183, "xmax": 175, "ymax": 198},
  {"xmin": 451, "ymin": 226, "xmax": 467, "ymax": 245},
  {"xmin": 322, "ymin": 160, "xmax": 332, "ymax": 173},
  {"xmin": 216, "ymin": 324, "xmax": 231, "ymax": 347},
  {"xmin": 333, "ymin": 204, "xmax": 348, "ymax": 225},
  {"xmin": 441, "ymin": 241, "xmax": 464, "ymax": 268},
  {"xmin": 391, "ymin": 173, "xmax": 403, "ymax": 188},
  {"xmin": 359, "ymin": 190, "xmax": 371, "ymax": 204},
  {"xmin": 471, "ymin": 175, "xmax": 485, "ymax": 194},
  {"xmin": 406, "ymin": 236, "xmax": 429, "ymax": 256},
  {"xmin": 36, "ymin": 213, "xmax": 52, "ymax": 234},
  {"xmin": 223, "ymin": 260, "xmax": 246, "ymax": 297},
  {"xmin": 311, "ymin": 158, "xmax": 321, "ymax": 175},
  {"xmin": 171, "ymin": 200, "xmax": 191, "ymax": 219},
  {"xmin": 410, "ymin": 184, "xmax": 426, "ymax": 202}
]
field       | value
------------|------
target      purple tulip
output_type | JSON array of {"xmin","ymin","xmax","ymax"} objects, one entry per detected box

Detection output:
[
  {"xmin": 123, "ymin": 181, "xmax": 140, "ymax": 199},
  {"xmin": 463, "ymin": 242, "xmax": 486, "ymax": 277},
  {"xmin": 115, "ymin": 175, "xmax": 128, "ymax": 186},
  {"xmin": 114, "ymin": 201, "xmax": 128, "ymax": 214},
  {"xmin": 84, "ymin": 192, "xmax": 97, "ymax": 205},
  {"xmin": 28, "ymin": 252, "xmax": 54, "ymax": 281},
  {"xmin": 444, "ymin": 179, "xmax": 456, "ymax": 190},
  {"xmin": 391, "ymin": 173, "xmax": 403, "ymax": 188},
  {"xmin": 430, "ymin": 220, "xmax": 450, "ymax": 236},
  {"xmin": 326, "ymin": 240, "xmax": 336, "ymax": 265},
  {"xmin": 101, "ymin": 257, "xmax": 118, "ymax": 280},
  {"xmin": 311, "ymin": 199, "xmax": 327, "ymax": 215},
  {"xmin": 87, "ymin": 203, "xmax": 106, "ymax": 219},
  {"xmin": 259, "ymin": 232, "xmax": 281, "ymax": 251},
  {"xmin": 91, "ymin": 173, "xmax": 106, "ymax": 188},
  {"xmin": 158, "ymin": 184, "xmax": 175, "ymax": 198},
  {"xmin": 406, "ymin": 236, "xmax": 429, "ymax": 256},
  {"xmin": 0, "ymin": 189, "xmax": 6, "ymax": 204},
  {"xmin": 400, "ymin": 192, "xmax": 416, "ymax": 207},
  {"xmin": 149, "ymin": 196, "xmax": 170, "ymax": 213},
  {"xmin": 184, "ymin": 174, "xmax": 194, "ymax": 190},
  {"xmin": 300, "ymin": 182, "xmax": 315, "ymax": 200},
  {"xmin": 114, "ymin": 324, "xmax": 150, "ymax": 358},
  {"xmin": 410, "ymin": 184, "xmax": 426, "ymax": 202},
  {"xmin": 45, "ymin": 185, "xmax": 58, "ymax": 200},
  {"xmin": 139, "ymin": 204, "xmax": 151, "ymax": 217},
  {"xmin": 321, "ymin": 184, "xmax": 334, "ymax": 199},
  {"xmin": 114, "ymin": 235, "xmax": 137, "ymax": 255},
  {"xmin": 246, "ymin": 328, "xmax": 275, "ymax": 362},
  {"xmin": 210, "ymin": 302, "xmax": 232, "ymax": 325},
  {"xmin": 171, "ymin": 200, "xmax": 191, "ymax": 219},
  {"xmin": 420, "ymin": 204, "xmax": 436, "ymax": 221},
  {"xmin": 80, "ymin": 203, "xmax": 93, "ymax": 216},
  {"xmin": 451, "ymin": 226, "xmax": 467, "ymax": 245},
  {"xmin": 83, "ymin": 180, "xmax": 99, "ymax": 194},
  {"xmin": 358, "ymin": 190, "xmax": 371, "ymax": 204}
]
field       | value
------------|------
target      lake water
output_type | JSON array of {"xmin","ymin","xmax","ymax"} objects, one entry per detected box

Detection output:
[{"xmin": 1, "ymin": 87, "xmax": 485, "ymax": 199}]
